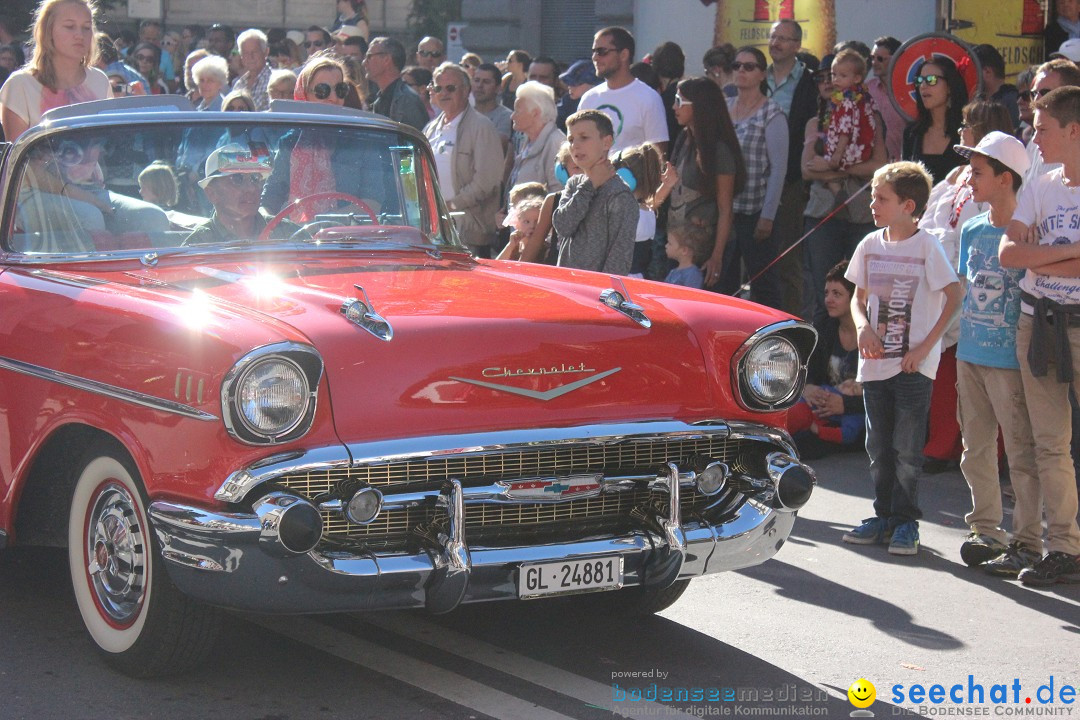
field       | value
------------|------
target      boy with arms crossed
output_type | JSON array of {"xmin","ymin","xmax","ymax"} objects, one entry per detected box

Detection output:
[
  {"xmin": 843, "ymin": 161, "xmax": 962, "ymax": 555},
  {"xmin": 998, "ymin": 86, "xmax": 1080, "ymax": 586}
]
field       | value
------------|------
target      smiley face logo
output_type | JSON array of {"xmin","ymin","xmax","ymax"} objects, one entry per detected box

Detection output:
[{"xmin": 848, "ymin": 679, "xmax": 876, "ymax": 708}]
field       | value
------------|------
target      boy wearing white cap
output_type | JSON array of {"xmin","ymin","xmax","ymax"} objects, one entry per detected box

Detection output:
[
  {"xmin": 999, "ymin": 87, "xmax": 1080, "ymax": 586},
  {"xmin": 950, "ymin": 131, "xmax": 1040, "ymax": 577}
]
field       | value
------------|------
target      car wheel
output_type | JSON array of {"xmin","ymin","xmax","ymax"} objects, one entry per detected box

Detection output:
[{"xmin": 67, "ymin": 444, "xmax": 221, "ymax": 677}]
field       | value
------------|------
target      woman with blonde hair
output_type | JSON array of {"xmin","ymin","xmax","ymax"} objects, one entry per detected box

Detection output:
[{"xmin": 0, "ymin": 0, "xmax": 111, "ymax": 140}]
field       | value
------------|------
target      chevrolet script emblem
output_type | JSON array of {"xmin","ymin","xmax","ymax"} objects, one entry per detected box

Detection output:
[
  {"xmin": 449, "ymin": 367, "xmax": 620, "ymax": 401},
  {"xmin": 497, "ymin": 474, "xmax": 603, "ymax": 501}
]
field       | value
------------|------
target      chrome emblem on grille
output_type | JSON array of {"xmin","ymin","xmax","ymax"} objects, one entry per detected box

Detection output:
[
  {"xmin": 449, "ymin": 367, "xmax": 620, "ymax": 401},
  {"xmin": 497, "ymin": 474, "xmax": 603, "ymax": 501}
]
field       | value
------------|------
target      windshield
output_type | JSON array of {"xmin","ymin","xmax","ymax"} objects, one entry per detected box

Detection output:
[{"xmin": 5, "ymin": 120, "xmax": 454, "ymax": 258}]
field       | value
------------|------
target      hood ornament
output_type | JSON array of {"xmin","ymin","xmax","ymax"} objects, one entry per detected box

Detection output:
[
  {"xmin": 341, "ymin": 285, "xmax": 393, "ymax": 341},
  {"xmin": 600, "ymin": 277, "xmax": 651, "ymax": 328}
]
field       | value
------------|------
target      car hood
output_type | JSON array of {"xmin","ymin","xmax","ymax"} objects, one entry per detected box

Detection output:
[{"xmin": 111, "ymin": 254, "xmax": 788, "ymax": 442}]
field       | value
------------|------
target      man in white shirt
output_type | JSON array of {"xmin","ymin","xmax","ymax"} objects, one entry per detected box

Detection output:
[{"xmin": 578, "ymin": 27, "xmax": 668, "ymax": 158}]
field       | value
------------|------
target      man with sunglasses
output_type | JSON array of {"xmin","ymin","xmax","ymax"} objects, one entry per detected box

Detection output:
[
  {"xmin": 304, "ymin": 27, "xmax": 333, "ymax": 60},
  {"xmin": 415, "ymin": 37, "xmax": 446, "ymax": 72},
  {"xmin": 232, "ymin": 29, "xmax": 272, "ymax": 111},
  {"xmin": 187, "ymin": 145, "xmax": 295, "ymax": 245},
  {"xmin": 578, "ymin": 27, "xmax": 668, "ymax": 157},
  {"xmin": 364, "ymin": 36, "xmax": 430, "ymax": 131},
  {"xmin": 867, "ymin": 36, "xmax": 903, "ymax": 160},
  {"xmin": 1023, "ymin": 58, "xmax": 1080, "ymax": 184},
  {"xmin": 423, "ymin": 62, "xmax": 504, "ymax": 257}
]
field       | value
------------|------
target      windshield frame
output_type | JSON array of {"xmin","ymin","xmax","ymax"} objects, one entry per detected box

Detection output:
[{"xmin": 0, "ymin": 110, "xmax": 462, "ymax": 265}]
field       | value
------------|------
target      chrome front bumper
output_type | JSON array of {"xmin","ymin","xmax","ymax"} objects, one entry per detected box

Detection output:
[
  {"xmin": 148, "ymin": 421, "xmax": 813, "ymax": 614},
  {"xmin": 150, "ymin": 483, "xmax": 802, "ymax": 615}
]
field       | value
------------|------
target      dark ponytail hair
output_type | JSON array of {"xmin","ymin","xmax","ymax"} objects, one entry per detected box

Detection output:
[{"xmin": 677, "ymin": 76, "xmax": 746, "ymax": 195}]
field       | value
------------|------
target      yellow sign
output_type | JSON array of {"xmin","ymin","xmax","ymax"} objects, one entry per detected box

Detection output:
[
  {"xmin": 714, "ymin": 0, "xmax": 837, "ymax": 61},
  {"xmin": 952, "ymin": 0, "xmax": 1046, "ymax": 80}
]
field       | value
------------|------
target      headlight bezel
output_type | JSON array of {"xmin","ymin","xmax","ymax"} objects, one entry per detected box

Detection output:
[
  {"xmin": 221, "ymin": 342, "xmax": 324, "ymax": 445},
  {"xmin": 731, "ymin": 320, "xmax": 817, "ymax": 412}
]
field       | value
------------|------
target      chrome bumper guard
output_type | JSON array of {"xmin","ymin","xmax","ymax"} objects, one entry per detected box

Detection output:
[{"xmin": 149, "ymin": 427, "xmax": 814, "ymax": 614}]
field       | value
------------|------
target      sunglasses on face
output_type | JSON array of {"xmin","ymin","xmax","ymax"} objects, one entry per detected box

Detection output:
[
  {"xmin": 872, "ymin": 54, "xmax": 889, "ymax": 63},
  {"xmin": 303, "ymin": 40, "xmax": 325, "ymax": 49},
  {"xmin": 731, "ymin": 61, "xmax": 761, "ymax": 72},
  {"xmin": 111, "ymin": 83, "xmax": 127, "ymax": 94},
  {"xmin": 705, "ymin": 67, "xmax": 725, "ymax": 79},
  {"xmin": 134, "ymin": 54, "xmax": 156, "ymax": 63},
  {"xmin": 428, "ymin": 83, "xmax": 458, "ymax": 94},
  {"xmin": 313, "ymin": 82, "xmax": 350, "ymax": 99},
  {"xmin": 591, "ymin": 47, "xmax": 617, "ymax": 57},
  {"xmin": 674, "ymin": 94, "xmax": 692, "ymax": 108},
  {"xmin": 221, "ymin": 174, "xmax": 266, "ymax": 187},
  {"xmin": 914, "ymin": 74, "xmax": 942, "ymax": 86},
  {"xmin": 1031, "ymin": 87, "xmax": 1054, "ymax": 100},
  {"xmin": 417, "ymin": 50, "xmax": 443, "ymax": 58}
]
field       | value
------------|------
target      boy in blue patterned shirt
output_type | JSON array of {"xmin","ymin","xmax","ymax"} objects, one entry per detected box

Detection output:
[{"xmin": 950, "ymin": 132, "xmax": 1041, "ymax": 577}]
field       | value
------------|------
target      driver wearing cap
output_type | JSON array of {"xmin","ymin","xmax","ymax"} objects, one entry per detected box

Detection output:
[{"xmin": 186, "ymin": 144, "xmax": 296, "ymax": 244}]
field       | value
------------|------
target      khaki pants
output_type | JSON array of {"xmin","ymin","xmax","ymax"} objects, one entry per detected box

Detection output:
[
  {"xmin": 956, "ymin": 360, "xmax": 1042, "ymax": 549},
  {"xmin": 1014, "ymin": 314, "xmax": 1080, "ymax": 554}
]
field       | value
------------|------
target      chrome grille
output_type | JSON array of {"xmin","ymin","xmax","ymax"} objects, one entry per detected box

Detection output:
[
  {"xmin": 274, "ymin": 435, "xmax": 754, "ymax": 550},
  {"xmin": 318, "ymin": 491, "xmax": 714, "ymax": 546},
  {"xmin": 278, "ymin": 435, "xmax": 745, "ymax": 498}
]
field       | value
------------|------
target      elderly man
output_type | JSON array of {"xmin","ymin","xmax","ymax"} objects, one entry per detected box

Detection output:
[
  {"xmin": 415, "ymin": 36, "xmax": 446, "ymax": 71},
  {"xmin": 364, "ymin": 36, "xmax": 430, "ymax": 131},
  {"xmin": 578, "ymin": 27, "xmax": 668, "ymax": 157},
  {"xmin": 424, "ymin": 63, "xmax": 504, "ymax": 258},
  {"xmin": 187, "ymin": 145, "xmax": 295, "ymax": 244},
  {"xmin": 232, "ymin": 29, "xmax": 273, "ymax": 111}
]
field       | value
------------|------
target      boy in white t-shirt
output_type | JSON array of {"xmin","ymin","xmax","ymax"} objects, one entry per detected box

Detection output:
[
  {"xmin": 998, "ymin": 85, "xmax": 1080, "ymax": 586},
  {"xmin": 843, "ymin": 161, "xmax": 962, "ymax": 556}
]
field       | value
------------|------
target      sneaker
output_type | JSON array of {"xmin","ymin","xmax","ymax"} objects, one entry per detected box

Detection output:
[
  {"xmin": 888, "ymin": 521, "xmax": 920, "ymax": 556},
  {"xmin": 1018, "ymin": 551, "xmax": 1080, "ymax": 586},
  {"xmin": 843, "ymin": 517, "xmax": 892, "ymax": 545},
  {"xmin": 984, "ymin": 542, "xmax": 1041, "ymax": 578},
  {"xmin": 960, "ymin": 532, "xmax": 1008, "ymax": 566}
]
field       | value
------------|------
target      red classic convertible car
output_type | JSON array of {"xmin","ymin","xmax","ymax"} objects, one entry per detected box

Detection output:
[{"xmin": 0, "ymin": 97, "xmax": 816, "ymax": 676}]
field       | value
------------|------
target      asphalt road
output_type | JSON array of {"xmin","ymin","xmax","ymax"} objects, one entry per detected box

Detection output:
[{"xmin": 1, "ymin": 449, "xmax": 1077, "ymax": 720}]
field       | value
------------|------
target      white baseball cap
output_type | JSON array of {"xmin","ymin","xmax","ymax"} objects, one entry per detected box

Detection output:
[
  {"xmin": 199, "ymin": 144, "xmax": 273, "ymax": 188},
  {"xmin": 953, "ymin": 130, "xmax": 1030, "ymax": 179},
  {"xmin": 285, "ymin": 30, "xmax": 305, "ymax": 47},
  {"xmin": 1051, "ymin": 38, "xmax": 1080, "ymax": 63}
]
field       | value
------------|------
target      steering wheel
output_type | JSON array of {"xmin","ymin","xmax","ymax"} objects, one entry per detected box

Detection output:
[{"xmin": 260, "ymin": 192, "xmax": 378, "ymax": 242}]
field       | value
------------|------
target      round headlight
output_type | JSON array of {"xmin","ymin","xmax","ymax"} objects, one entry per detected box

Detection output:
[
  {"xmin": 743, "ymin": 336, "xmax": 800, "ymax": 405},
  {"xmin": 236, "ymin": 357, "xmax": 310, "ymax": 437}
]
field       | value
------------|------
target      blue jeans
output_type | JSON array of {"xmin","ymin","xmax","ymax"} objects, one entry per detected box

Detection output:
[
  {"xmin": 863, "ymin": 372, "xmax": 933, "ymax": 523},
  {"xmin": 803, "ymin": 215, "xmax": 876, "ymax": 324},
  {"xmin": 719, "ymin": 211, "xmax": 781, "ymax": 309}
]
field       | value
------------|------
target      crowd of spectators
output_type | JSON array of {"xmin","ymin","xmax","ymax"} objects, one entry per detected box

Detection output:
[{"xmin": 2, "ymin": 0, "xmax": 1080, "ymax": 585}]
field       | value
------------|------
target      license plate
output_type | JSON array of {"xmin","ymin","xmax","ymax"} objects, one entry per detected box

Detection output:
[{"xmin": 518, "ymin": 556, "xmax": 624, "ymax": 598}]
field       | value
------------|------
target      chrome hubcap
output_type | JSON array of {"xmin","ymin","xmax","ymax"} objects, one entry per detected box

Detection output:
[{"xmin": 85, "ymin": 484, "xmax": 146, "ymax": 624}]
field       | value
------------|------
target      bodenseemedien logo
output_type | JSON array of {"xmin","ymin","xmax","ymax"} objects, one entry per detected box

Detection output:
[{"xmin": 850, "ymin": 679, "xmax": 876, "ymax": 717}]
